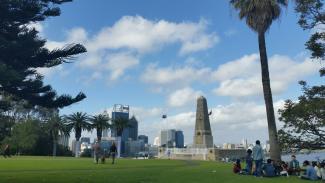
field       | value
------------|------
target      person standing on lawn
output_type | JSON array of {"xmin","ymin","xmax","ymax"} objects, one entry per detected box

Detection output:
[
  {"xmin": 109, "ymin": 142, "xmax": 118, "ymax": 164},
  {"xmin": 252, "ymin": 140, "xmax": 264, "ymax": 177},
  {"xmin": 245, "ymin": 149, "xmax": 253, "ymax": 174},
  {"xmin": 93, "ymin": 141, "xmax": 101, "ymax": 164}
]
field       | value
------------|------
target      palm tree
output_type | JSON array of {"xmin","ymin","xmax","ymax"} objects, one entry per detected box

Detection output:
[
  {"xmin": 230, "ymin": 0, "xmax": 287, "ymax": 161},
  {"xmin": 65, "ymin": 112, "xmax": 91, "ymax": 157},
  {"xmin": 90, "ymin": 113, "xmax": 111, "ymax": 142},
  {"xmin": 46, "ymin": 112, "xmax": 69, "ymax": 157}
]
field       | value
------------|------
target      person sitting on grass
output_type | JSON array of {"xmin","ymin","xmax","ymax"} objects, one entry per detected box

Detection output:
[
  {"xmin": 279, "ymin": 161, "xmax": 289, "ymax": 177},
  {"xmin": 262, "ymin": 159, "xmax": 276, "ymax": 177},
  {"xmin": 288, "ymin": 155, "xmax": 300, "ymax": 175},
  {"xmin": 273, "ymin": 160, "xmax": 282, "ymax": 176},
  {"xmin": 233, "ymin": 159, "xmax": 242, "ymax": 174},
  {"xmin": 300, "ymin": 160, "xmax": 318, "ymax": 181},
  {"xmin": 320, "ymin": 162, "xmax": 325, "ymax": 181},
  {"xmin": 312, "ymin": 161, "xmax": 322, "ymax": 180}
]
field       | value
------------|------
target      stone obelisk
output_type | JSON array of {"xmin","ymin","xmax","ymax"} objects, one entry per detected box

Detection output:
[{"xmin": 193, "ymin": 96, "xmax": 213, "ymax": 148}]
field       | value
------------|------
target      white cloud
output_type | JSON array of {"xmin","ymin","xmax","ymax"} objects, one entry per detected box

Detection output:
[
  {"xmin": 104, "ymin": 52, "xmax": 139, "ymax": 81},
  {"xmin": 86, "ymin": 16, "xmax": 218, "ymax": 55},
  {"xmin": 36, "ymin": 65, "xmax": 68, "ymax": 78},
  {"xmin": 45, "ymin": 28, "xmax": 87, "ymax": 51},
  {"xmin": 210, "ymin": 100, "xmax": 285, "ymax": 128},
  {"xmin": 45, "ymin": 40, "xmax": 66, "ymax": 51},
  {"xmin": 141, "ymin": 64, "xmax": 213, "ymax": 86},
  {"xmin": 27, "ymin": 22, "xmax": 44, "ymax": 33},
  {"xmin": 212, "ymin": 54, "xmax": 320, "ymax": 97},
  {"xmin": 44, "ymin": 16, "xmax": 217, "ymax": 83},
  {"xmin": 213, "ymin": 77, "xmax": 260, "ymax": 97},
  {"xmin": 167, "ymin": 87, "xmax": 203, "ymax": 107},
  {"xmin": 79, "ymin": 53, "xmax": 103, "ymax": 68},
  {"xmin": 130, "ymin": 107, "xmax": 164, "ymax": 122},
  {"xmin": 66, "ymin": 27, "xmax": 88, "ymax": 43},
  {"xmin": 212, "ymin": 54, "xmax": 259, "ymax": 81},
  {"xmin": 141, "ymin": 53, "xmax": 319, "ymax": 107},
  {"xmin": 160, "ymin": 112, "xmax": 196, "ymax": 129}
]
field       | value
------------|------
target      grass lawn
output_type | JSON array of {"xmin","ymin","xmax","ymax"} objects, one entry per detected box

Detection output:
[{"xmin": 0, "ymin": 156, "xmax": 318, "ymax": 183}]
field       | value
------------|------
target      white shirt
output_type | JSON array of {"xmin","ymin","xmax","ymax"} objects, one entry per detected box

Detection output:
[
  {"xmin": 315, "ymin": 166, "xmax": 321, "ymax": 178},
  {"xmin": 320, "ymin": 168, "xmax": 325, "ymax": 180}
]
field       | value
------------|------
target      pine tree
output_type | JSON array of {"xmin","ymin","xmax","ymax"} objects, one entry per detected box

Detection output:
[{"xmin": 0, "ymin": 0, "xmax": 87, "ymax": 109}]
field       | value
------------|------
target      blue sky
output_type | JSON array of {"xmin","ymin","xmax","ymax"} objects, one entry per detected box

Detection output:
[{"xmin": 35, "ymin": 0, "xmax": 323, "ymax": 145}]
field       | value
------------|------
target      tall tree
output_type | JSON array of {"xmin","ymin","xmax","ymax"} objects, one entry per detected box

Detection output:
[
  {"xmin": 46, "ymin": 111, "xmax": 69, "ymax": 157},
  {"xmin": 295, "ymin": 0, "xmax": 325, "ymax": 76},
  {"xmin": 230, "ymin": 0, "xmax": 288, "ymax": 161},
  {"xmin": 90, "ymin": 113, "xmax": 110, "ymax": 142},
  {"xmin": 278, "ymin": 80, "xmax": 325, "ymax": 150},
  {"xmin": 0, "ymin": 0, "xmax": 86, "ymax": 110},
  {"xmin": 65, "ymin": 112, "xmax": 90, "ymax": 157}
]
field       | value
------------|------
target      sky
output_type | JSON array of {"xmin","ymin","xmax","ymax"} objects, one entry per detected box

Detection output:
[{"xmin": 35, "ymin": 0, "xmax": 324, "ymax": 146}]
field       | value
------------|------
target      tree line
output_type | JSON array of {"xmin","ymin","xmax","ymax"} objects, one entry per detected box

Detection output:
[{"xmin": 0, "ymin": 104, "xmax": 131, "ymax": 157}]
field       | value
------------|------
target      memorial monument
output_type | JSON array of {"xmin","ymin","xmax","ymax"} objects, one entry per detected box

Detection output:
[{"xmin": 193, "ymin": 96, "xmax": 213, "ymax": 148}]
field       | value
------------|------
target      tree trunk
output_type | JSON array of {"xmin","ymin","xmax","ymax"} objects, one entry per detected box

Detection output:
[
  {"xmin": 52, "ymin": 140, "xmax": 57, "ymax": 157},
  {"xmin": 75, "ymin": 140, "xmax": 80, "ymax": 157},
  {"xmin": 97, "ymin": 128, "xmax": 102, "ymax": 142},
  {"xmin": 258, "ymin": 32, "xmax": 281, "ymax": 162}
]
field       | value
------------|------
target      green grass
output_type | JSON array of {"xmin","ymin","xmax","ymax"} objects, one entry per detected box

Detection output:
[{"xmin": 0, "ymin": 156, "xmax": 318, "ymax": 183}]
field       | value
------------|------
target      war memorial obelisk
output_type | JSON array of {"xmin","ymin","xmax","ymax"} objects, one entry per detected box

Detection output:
[{"xmin": 193, "ymin": 96, "xmax": 213, "ymax": 148}]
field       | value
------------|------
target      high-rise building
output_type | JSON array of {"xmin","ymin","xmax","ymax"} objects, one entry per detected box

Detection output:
[
  {"xmin": 175, "ymin": 130, "xmax": 184, "ymax": 148},
  {"xmin": 128, "ymin": 116, "xmax": 138, "ymax": 141},
  {"xmin": 138, "ymin": 135, "xmax": 149, "ymax": 144},
  {"xmin": 111, "ymin": 104, "xmax": 130, "ymax": 138},
  {"xmin": 160, "ymin": 129, "xmax": 176, "ymax": 148},
  {"xmin": 110, "ymin": 104, "xmax": 139, "ymax": 156}
]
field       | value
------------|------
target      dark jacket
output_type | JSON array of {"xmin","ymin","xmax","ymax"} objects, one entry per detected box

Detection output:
[{"xmin": 110, "ymin": 145, "xmax": 117, "ymax": 153}]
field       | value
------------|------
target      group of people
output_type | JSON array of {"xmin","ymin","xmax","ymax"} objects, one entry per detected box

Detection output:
[
  {"xmin": 233, "ymin": 140, "xmax": 325, "ymax": 181},
  {"xmin": 93, "ymin": 141, "xmax": 118, "ymax": 164},
  {"xmin": 300, "ymin": 161, "xmax": 325, "ymax": 181}
]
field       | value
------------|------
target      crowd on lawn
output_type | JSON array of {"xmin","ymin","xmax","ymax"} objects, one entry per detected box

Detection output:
[{"xmin": 233, "ymin": 140, "xmax": 325, "ymax": 181}]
